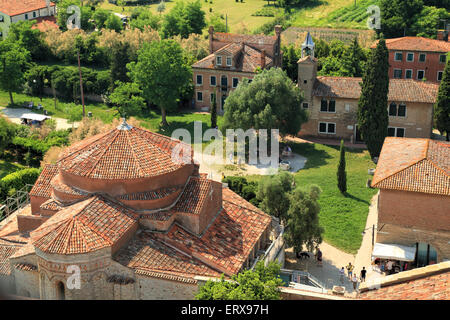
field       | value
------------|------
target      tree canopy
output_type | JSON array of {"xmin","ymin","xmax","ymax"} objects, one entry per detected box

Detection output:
[
  {"xmin": 222, "ymin": 68, "xmax": 308, "ymax": 137},
  {"xmin": 162, "ymin": 1, "xmax": 206, "ymax": 39},
  {"xmin": 434, "ymin": 57, "xmax": 450, "ymax": 141},
  {"xmin": 128, "ymin": 39, "xmax": 192, "ymax": 126},
  {"xmin": 109, "ymin": 81, "xmax": 145, "ymax": 119}
]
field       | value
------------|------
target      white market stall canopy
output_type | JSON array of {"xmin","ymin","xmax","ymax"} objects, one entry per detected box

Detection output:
[
  {"xmin": 372, "ymin": 243, "xmax": 416, "ymax": 262},
  {"xmin": 20, "ymin": 113, "xmax": 51, "ymax": 122}
]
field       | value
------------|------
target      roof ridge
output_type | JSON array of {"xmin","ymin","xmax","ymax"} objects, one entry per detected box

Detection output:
[
  {"xmin": 425, "ymin": 156, "xmax": 450, "ymax": 178},
  {"xmin": 84, "ymin": 129, "xmax": 121, "ymax": 178},
  {"xmin": 62, "ymin": 218, "xmax": 76, "ymax": 254},
  {"xmin": 125, "ymin": 129, "xmax": 145, "ymax": 177},
  {"xmin": 373, "ymin": 157, "xmax": 429, "ymax": 187},
  {"xmin": 57, "ymin": 130, "xmax": 112, "ymax": 164}
]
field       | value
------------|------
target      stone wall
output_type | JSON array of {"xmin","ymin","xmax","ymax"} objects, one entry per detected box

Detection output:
[{"xmin": 137, "ymin": 275, "xmax": 197, "ymax": 300}]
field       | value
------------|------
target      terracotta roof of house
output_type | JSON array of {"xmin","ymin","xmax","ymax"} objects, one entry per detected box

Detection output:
[
  {"xmin": 313, "ymin": 77, "xmax": 439, "ymax": 103},
  {"xmin": 213, "ymin": 32, "xmax": 277, "ymax": 46},
  {"xmin": 371, "ymin": 37, "xmax": 450, "ymax": 53},
  {"xmin": 40, "ymin": 198, "xmax": 64, "ymax": 212},
  {"xmin": 29, "ymin": 164, "xmax": 58, "ymax": 198},
  {"xmin": 116, "ymin": 186, "xmax": 181, "ymax": 201},
  {"xmin": 116, "ymin": 188, "xmax": 271, "ymax": 281},
  {"xmin": 192, "ymin": 44, "xmax": 273, "ymax": 73},
  {"xmin": 372, "ymin": 138, "xmax": 450, "ymax": 195},
  {"xmin": 360, "ymin": 262, "xmax": 450, "ymax": 300},
  {"xmin": 31, "ymin": 16, "xmax": 58, "ymax": 32},
  {"xmin": 57, "ymin": 125, "xmax": 192, "ymax": 180},
  {"xmin": 31, "ymin": 196, "xmax": 138, "ymax": 255},
  {"xmin": 0, "ymin": 0, "xmax": 55, "ymax": 16}
]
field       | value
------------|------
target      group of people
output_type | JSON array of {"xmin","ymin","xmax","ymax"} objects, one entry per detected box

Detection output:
[{"xmin": 339, "ymin": 263, "xmax": 367, "ymax": 291}]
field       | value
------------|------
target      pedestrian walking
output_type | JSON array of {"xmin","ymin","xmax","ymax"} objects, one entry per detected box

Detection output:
[
  {"xmin": 352, "ymin": 274, "xmax": 358, "ymax": 291},
  {"xmin": 360, "ymin": 267, "xmax": 367, "ymax": 282},
  {"xmin": 346, "ymin": 262, "xmax": 354, "ymax": 279},
  {"xmin": 316, "ymin": 248, "xmax": 323, "ymax": 266},
  {"xmin": 339, "ymin": 267, "xmax": 345, "ymax": 284}
]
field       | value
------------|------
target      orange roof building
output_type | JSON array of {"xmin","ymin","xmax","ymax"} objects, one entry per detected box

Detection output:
[
  {"xmin": 372, "ymin": 137, "xmax": 450, "ymax": 267},
  {"xmin": 191, "ymin": 25, "xmax": 283, "ymax": 113},
  {"xmin": 0, "ymin": 0, "xmax": 56, "ymax": 38},
  {"xmin": 0, "ymin": 121, "xmax": 279, "ymax": 300}
]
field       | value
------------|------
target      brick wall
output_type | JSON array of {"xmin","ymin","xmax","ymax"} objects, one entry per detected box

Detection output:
[{"xmin": 137, "ymin": 275, "xmax": 197, "ymax": 300}]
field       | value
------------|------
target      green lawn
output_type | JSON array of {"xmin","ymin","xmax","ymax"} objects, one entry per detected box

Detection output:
[
  {"xmin": 248, "ymin": 141, "xmax": 377, "ymax": 254},
  {"xmin": 0, "ymin": 160, "xmax": 25, "ymax": 179}
]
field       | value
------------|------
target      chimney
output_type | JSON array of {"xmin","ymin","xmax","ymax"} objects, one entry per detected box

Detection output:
[
  {"xmin": 437, "ymin": 30, "xmax": 448, "ymax": 42},
  {"xmin": 261, "ymin": 49, "xmax": 266, "ymax": 69},
  {"xmin": 209, "ymin": 26, "xmax": 215, "ymax": 54},
  {"xmin": 274, "ymin": 25, "xmax": 282, "ymax": 38},
  {"xmin": 274, "ymin": 25, "xmax": 282, "ymax": 67}
]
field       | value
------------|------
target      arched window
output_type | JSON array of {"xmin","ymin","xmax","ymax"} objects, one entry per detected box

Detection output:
[{"xmin": 56, "ymin": 281, "xmax": 65, "ymax": 300}]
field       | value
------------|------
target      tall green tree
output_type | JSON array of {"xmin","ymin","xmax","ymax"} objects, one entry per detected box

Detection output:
[
  {"xmin": 282, "ymin": 45, "xmax": 299, "ymax": 82},
  {"xmin": 341, "ymin": 37, "xmax": 366, "ymax": 77},
  {"xmin": 284, "ymin": 185, "xmax": 323, "ymax": 253},
  {"xmin": 195, "ymin": 261, "xmax": 283, "ymax": 300},
  {"xmin": 222, "ymin": 68, "xmax": 308, "ymax": 137},
  {"xmin": 105, "ymin": 14, "xmax": 123, "ymax": 32},
  {"xmin": 128, "ymin": 39, "xmax": 192, "ymax": 126},
  {"xmin": 337, "ymin": 139, "xmax": 347, "ymax": 193},
  {"xmin": 109, "ymin": 81, "xmax": 145, "ymax": 119},
  {"xmin": 7, "ymin": 21, "xmax": 48, "ymax": 61},
  {"xmin": 357, "ymin": 39, "xmax": 389, "ymax": 159},
  {"xmin": 0, "ymin": 42, "xmax": 30, "ymax": 105},
  {"xmin": 411, "ymin": 6, "xmax": 450, "ymax": 39},
  {"xmin": 434, "ymin": 57, "xmax": 450, "ymax": 141},
  {"xmin": 211, "ymin": 90, "xmax": 217, "ymax": 128},
  {"xmin": 0, "ymin": 117, "xmax": 17, "ymax": 154},
  {"xmin": 256, "ymin": 171, "xmax": 294, "ymax": 222}
]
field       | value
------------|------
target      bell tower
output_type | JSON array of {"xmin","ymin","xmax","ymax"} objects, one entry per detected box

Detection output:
[{"xmin": 298, "ymin": 32, "xmax": 317, "ymax": 105}]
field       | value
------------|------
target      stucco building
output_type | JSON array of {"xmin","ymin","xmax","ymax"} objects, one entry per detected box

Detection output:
[
  {"xmin": 371, "ymin": 33, "xmax": 449, "ymax": 83},
  {"xmin": 0, "ymin": 0, "xmax": 56, "ymax": 38},
  {"xmin": 191, "ymin": 25, "xmax": 282, "ymax": 112},
  {"xmin": 297, "ymin": 35, "xmax": 440, "ymax": 142},
  {"xmin": 0, "ymin": 121, "xmax": 282, "ymax": 299},
  {"xmin": 371, "ymin": 137, "xmax": 450, "ymax": 266}
]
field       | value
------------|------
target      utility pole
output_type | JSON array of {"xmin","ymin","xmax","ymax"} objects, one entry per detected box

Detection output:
[
  {"xmin": 226, "ymin": 14, "xmax": 228, "ymax": 33},
  {"xmin": 77, "ymin": 50, "xmax": 85, "ymax": 118}
]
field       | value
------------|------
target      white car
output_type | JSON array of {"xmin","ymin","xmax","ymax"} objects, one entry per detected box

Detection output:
[{"xmin": 279, "ymin": 160, "xmax": 291, "ymax": 171}]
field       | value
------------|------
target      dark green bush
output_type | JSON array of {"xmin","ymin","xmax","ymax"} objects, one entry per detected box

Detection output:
[{"xmin": 0, "ymin": 168, "xmax": 41, "ymax": 200}]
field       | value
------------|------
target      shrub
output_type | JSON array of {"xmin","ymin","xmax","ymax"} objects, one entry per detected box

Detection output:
[{"xmin": 0, "ymin": 168, "xmax": 41, "ymax": 200}]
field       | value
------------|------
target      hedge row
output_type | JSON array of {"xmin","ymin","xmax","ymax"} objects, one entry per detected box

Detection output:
[
  {"xmin": 0, "ymin": 168, "xmax": 41, "ymax": 200},
  {"xmin": 222, "ymin": 176, "xmax": 260, "ymax": 206}
]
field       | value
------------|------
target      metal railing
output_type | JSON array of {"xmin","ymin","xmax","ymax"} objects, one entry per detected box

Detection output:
[
  {"xmin": 0, "ymin": 184, "xmax": 33, "ymax": 222},
  {"xmin": 280, "ymin": 268, "xmax": 327, "ymax": 290}
]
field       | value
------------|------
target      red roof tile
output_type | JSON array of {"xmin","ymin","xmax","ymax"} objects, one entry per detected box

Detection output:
[
  {"xmin": 372, "ymin": 138, "xmax": 450, "ymax": 195},
  {"xmin": 193, "ymin": 44, "xmax": 273, "ymax": 73},
  {"xmin": 313, "ymin": 77, "xmax": 439, "ymax": 103},
  {"xmin": 57, "ymin": 125, "xmax": 193, "ymax": 180},
  {"xmin": 29, "ymin": 164, "xmax": 58, "ymax": 198},
  {"xmin": 0, "ymin": 0, "xmax": 55, "ymax": 16},
  {"xmin": 172, "ymin": 177, "xmax": 212, "ymax": 215},
  {"xmin": 371, "ymin": 37, "xmax": 450, "ymax": 53},
  {"xmin": 31, "ymin": 196, "xmax": 138, "ymax": 254},
  {"xmin": 31, "ymin": 16, "xmax": 58, "ymax": 32},
  {"xmin": 0, "ymin": 239, "xmax": 22, "ymax": 275},
  {"xmin": 213, "ymin": 32, "xmax": 277, "ymax": 47}
]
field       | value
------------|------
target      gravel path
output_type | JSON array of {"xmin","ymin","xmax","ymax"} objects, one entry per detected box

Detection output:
[{"xmin": 1, "ymin": 107, "xmax": 79, "ymax": 130}]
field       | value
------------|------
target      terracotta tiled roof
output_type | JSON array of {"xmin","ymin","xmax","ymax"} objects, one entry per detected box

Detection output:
[
  {"xmin": 0, "ymin": 241, "xmax": 22, "ymax": 275},
  {"xmin": 215, "ymin": 42, "xmax": 242, "ymax": 56},
  {"xmin": 360, "ymin": 271, "xmax": 450, "ymax": 300},
  {"xmin": 14, "ymin": 263, "xmax": 37, "ymax": 272},
  {"xmin": 117, "ymin": 186, "xmax": 181, "ymax": 201},
  {"xmin": 0, "ymin": 0, "xmax": 55, "ymax": 16},
  {"xmin": 31, "ymin": 196, "xmax": 138, "ymax": 254},
  {"xmin": 371, "ymin": 37, "xmax": 450, "ymax": 53},
  {"xmin": 116, "ymin": 188, "xmax": 271, "ymax": 281},
  {"xmin": 313, "ymin": 77, "xmax": 439, "ymax": 103},
  {"xmin": 114, "ymin": 231, "xmax": 221, "ymax": 280},
  {"xmin": 172, "ymin": 177, "xmax": 212, "ymax": 215},
  {"xmin": 50, "ymin": 174, "xmax": 88, "ymax": 197},
  {"xmin": 57, "ymin": 126, "xmax": 192, "ymax": 180},
  {"xmin": 213, "ymin": 32, "xmax": 277, "ymax": 46},
  {"xmin": 192, "ymin": 44, "xmax": 273, "ymax": 73},
  {"xmin": 29, "ymin": 164, "xmax": 58, "ymax": 198},
  {"xmin": 372, "ymin": 138, "xmax": 450, "ymax": 195}
]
